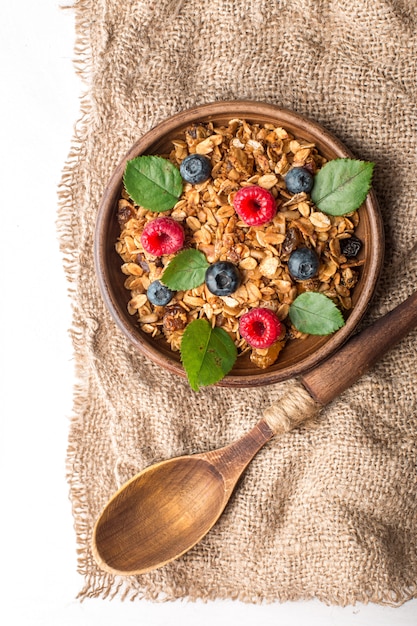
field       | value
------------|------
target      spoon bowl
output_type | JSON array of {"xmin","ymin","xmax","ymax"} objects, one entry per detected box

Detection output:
[
  {"xmin": 93, "ymin": 457, "xmax": 227, "ymax": 574},
  {"xmin": 93, "ymin": 419, "xmax": 274, "ymax": 574}
]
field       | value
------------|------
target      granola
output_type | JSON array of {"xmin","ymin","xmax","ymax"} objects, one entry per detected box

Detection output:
[{"xmin": 115, "ymin": 119, "xmax": 363, "ymax": 369}]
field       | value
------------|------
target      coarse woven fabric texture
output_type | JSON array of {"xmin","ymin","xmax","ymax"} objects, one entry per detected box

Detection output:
[{"xmin": 58, "ymin": 0, "xmax": 417, "ymax": 605}]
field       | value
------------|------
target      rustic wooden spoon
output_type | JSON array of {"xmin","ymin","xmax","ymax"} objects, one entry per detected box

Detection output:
[{"xmin": 92, "ymin": 292, "xmax": 417, "ymax": 576}]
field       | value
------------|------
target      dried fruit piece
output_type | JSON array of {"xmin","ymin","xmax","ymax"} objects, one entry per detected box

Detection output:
[
  {"xmin": 233, "ymin": 185, "xmax": 277, "ymax": 226},
  {"xmin": 250, "ymin": 339, "xmax": 285, "ymax": 369},
  {"xmin": 135, "ymin": 252, "xmax": 150, "ymax": 272},
  {"xmin": 282, "ymin": 226, "xmax": 301, "ymax": 255},
  {"xmin": 141, "ymin": 217, "xmax": 184, "ymax": 256},
  {"xmin": 117, "ymin": 200, "xmax": 136, "ymax": 225},
  {"xmin": 163, "ymin": 304, "xmax": 188, "ymax": 333},
  {"xmin": 340, "ymin": 235, "xmax": 362, "ymax": 257},
  {"xmin": 239, "ymin": 307, "xmax": 282, "ymax": 349}
]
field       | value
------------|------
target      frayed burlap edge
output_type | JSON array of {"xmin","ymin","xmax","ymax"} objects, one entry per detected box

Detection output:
[{"xmin": 57, "ymin": 0, "xmax": 105, "ymax": 601}]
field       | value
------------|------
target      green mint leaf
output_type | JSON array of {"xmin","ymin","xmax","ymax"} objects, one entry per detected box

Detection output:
[
  {"xmin": 289, "ymin": 292, "xmax": 345, "ymax": 335},
  {"xmin": 161, "ymin": 249, "xmax": 210, "ymax": 290},
  {"xmin": 180, "ymin": 319, "xmax": 237, "ymax": 391},
  {"xmin": 311, "ymin": 158, "xmax": 374, "ymax": 216},
  {"xmin": 123, "ymin": 155, "xmax": 183, "ymax": 212}
]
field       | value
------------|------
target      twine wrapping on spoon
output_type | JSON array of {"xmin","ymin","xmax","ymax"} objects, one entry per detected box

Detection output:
[{"xmin": 262, "ymin": 382, "xmax": 321, "ymax": 434}]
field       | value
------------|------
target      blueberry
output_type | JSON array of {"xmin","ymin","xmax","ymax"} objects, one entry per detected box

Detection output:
[
  {"xmin": 205, "ymin": 261, "xmax": 241, "ymax": 296},
  {"xmin": 288, "ymin": 247, "xmax": 319, "ymax": 280},
  {"xmin": 340, "ymin": 235, "xmax": 362, "ymax": 258},
  {"xmin": 180, "ymin": 154, "xmax": 212, "ymax": 184},
  {"xmin": 147, "ymin": 280, "xmax": 175, "ymax": 306},
  {"xmin": 285, "ymin": 167, "xmax": 314, "ymax": 194}
]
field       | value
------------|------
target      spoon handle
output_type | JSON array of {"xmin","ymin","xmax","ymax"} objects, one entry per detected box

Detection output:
[{"xmin": 300, "ymin": 291, "xmax": 417, "ymax": 406}]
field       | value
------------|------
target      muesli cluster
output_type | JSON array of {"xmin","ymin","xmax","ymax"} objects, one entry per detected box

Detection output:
[{"xmin": 115, "ymin": 119, "xmax": 363, "ymax": 369}]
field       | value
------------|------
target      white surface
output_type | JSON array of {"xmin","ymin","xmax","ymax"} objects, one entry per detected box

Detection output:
[{"xmin": 1, "ymin": 2, "xmax": 416, "ymax": 624}]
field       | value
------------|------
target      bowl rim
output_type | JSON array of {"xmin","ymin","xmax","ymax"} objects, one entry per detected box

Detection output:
[{"xmin": 94, "ymin": 100, "xmax": 384, "ymax": 387}]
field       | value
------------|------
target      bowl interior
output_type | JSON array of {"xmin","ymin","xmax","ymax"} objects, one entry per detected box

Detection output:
[{"xmin": 95, "ymin": 101, "xmax": 383, "ymax": 387}]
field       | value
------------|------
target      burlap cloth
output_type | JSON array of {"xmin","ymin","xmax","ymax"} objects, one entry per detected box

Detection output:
[{"xmin": 58, "ymin": 0, "xmax": 417, "ymax": 605}]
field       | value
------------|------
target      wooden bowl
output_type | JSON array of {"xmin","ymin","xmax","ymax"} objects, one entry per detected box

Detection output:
[{"xmin": 94, "ymin": 101, "xmax": 384, "ymax": 388}]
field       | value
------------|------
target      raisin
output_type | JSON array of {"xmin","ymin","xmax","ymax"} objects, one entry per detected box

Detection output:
[
  {"xmin": 185, "ymin": 124, "xmax": 208, "ymax": 141},
  {"xmin": 340, "ymin": 235, "xmax": 362, "ymax": 258},
  {"xmin": 282, "ymin": 227, "xmax": 301, "ymax": 255},
  {"xmin": 135, "ymin": 253, "xmax": 150, "ymax": 273},
  {"xmin": 303, "ymin": 159, "xmax": 317, "ymax": 174},
  {"xmin": 117, "ymin": 202, "xmax": 136, "ymax": 226}
]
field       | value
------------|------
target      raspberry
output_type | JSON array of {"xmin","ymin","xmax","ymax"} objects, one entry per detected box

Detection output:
[
  {"xmin": 239, "ymin": 307, "xmax": 282, "ymax": 349},
  {"xmin": 140, "ymin": 217, "xmax": 184, "ymax": 256},
  {"xmin": 233, "ymin": 185, "xmax": 277, "ymax": 226}
]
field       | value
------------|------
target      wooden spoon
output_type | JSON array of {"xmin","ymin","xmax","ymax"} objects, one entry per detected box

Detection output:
[{"xmin": 92, "ymin": 292, "xmax": 417, "ymax": 576}]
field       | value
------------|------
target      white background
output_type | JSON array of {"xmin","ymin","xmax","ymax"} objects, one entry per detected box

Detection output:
[{"xmin": 1, "ymin": 2, "xmax": 416, "ymax": 625}]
